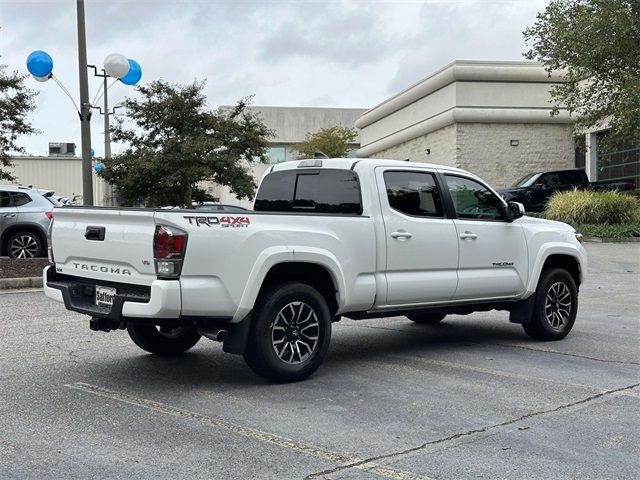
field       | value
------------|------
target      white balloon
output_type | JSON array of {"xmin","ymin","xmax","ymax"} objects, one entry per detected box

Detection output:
[
  {"xmin": 33, "ymin": 74, "xmax": 50, "ymax": 82},
  {"xmin": 104, "ymin": 53, "xmax": 129, "ymax": 79}
]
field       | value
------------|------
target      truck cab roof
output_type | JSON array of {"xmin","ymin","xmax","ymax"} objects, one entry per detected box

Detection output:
[{"xmin": 270, "ymin": 158, "xmax": 474, "ymax": 176}]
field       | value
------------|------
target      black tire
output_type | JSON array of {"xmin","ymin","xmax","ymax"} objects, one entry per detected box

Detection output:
[
  {"xmin": 522, "ymin": 268, "xmax": 578, "ymax": 341},
  {"xmin": 243, "ymin": 282, "xmax": 331, "ymax": 383},
  {"xmin": 7, "ymin": 231, "xmax": 43, "ymax": 258},
  {"xmin": 407, "ymin": 313, "xmax": 446, "ymax": 324},
  {"xmin": 126, "ymin": 323, "xmax": 201, "ymax": 356}
]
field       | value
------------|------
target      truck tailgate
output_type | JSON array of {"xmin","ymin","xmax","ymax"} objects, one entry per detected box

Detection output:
[{"xmin": 51, "ymin": 208, "xmax": 157, "ymax": 286}]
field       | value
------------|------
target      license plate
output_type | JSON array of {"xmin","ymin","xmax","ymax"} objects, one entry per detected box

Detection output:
[{"xmin": 95, "ymin": 286, "xmax": 117, "ymax": 308}]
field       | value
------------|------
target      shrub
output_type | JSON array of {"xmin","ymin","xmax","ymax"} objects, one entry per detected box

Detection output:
[{"xmin": 545, "ymin": 190, "xmax": 639, "ymax": 225}]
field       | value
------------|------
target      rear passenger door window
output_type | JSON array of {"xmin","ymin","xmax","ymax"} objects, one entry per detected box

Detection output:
[
  {"xmin": 383, "ymin": 171, "xmax": 443, "ymax": 217},
  {"xmin": 11, "ymin": 192, "xmax": 32, "ymax": 207},
  {"xmin": 558, "ymin": 170, "xmax": 585, "ymax": 186}
]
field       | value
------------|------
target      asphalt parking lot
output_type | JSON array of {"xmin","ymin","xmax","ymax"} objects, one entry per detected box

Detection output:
[{"xmin": 1, "ymin": 243, "xmax": 638, "ymax": 480}]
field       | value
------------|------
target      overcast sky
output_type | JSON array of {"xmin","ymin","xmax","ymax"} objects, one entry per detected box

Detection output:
[{"xmin": 1, "ymin": 0, "xmax": 547, "ymax": 156}]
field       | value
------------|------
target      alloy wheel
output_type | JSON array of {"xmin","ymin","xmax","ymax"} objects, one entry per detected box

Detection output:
[
  {"xmin": 271, "ymin": 301, "xmax": 320, "ymax": 364},
  {"xmin": 544, "ymin": 281, "xmax": 572, "ymax": 329},
  {"xmin": 10, "ymin": 234, "xmax": 39, "ymax": 258}
]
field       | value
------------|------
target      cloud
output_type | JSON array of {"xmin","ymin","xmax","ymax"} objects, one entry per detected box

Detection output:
[{"xmin": 0, "ymin": 0, "xmax": 548, "ymax": 157}]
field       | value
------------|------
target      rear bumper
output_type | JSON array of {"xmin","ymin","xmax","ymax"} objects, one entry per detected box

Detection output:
[{"xmin": 43, "ymin": 266, "xmax": 181, "ymax": 320}]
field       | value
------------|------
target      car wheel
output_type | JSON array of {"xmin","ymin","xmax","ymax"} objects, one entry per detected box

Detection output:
[
  {"xmin": 522, "ymin": 268, "xmax": 578, "ymax": 341},
  {"xmin": 407, "ymin": 313, "xmax": 446, "ymax": 324},
  {"xmin": 243, "ymin": 282, "xmax": 331, "ymax": 383},
  {"xmin": 7, "ymin": 232, "xmax": 43, "ymax": 258},
  {"xmin": 126, "ymin": 323, "xmax": 201, "ymax": 356}
]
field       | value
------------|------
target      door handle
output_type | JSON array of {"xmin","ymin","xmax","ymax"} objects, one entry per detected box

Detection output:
[
  {"xmin": 391, "ymin": 231, "xmax": 413, "ymax": 239},
  {"xmin": 3, "ymin": 214, "xmax": 16, "ymax": 218},
  {"xmin": 459, "ymin": 231, "xmax": 478, "ymax": 240}
]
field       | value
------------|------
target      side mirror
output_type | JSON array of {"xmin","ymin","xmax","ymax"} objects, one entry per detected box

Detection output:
[
  {"xmin": 532, "ymin": 183, "xmax": 545, "ymax": 190},
  {"xmin": 507, "ymin": 201, "xmax": 525, "ymax": 221}
]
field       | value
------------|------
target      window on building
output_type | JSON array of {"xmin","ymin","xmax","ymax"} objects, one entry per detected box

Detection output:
[
  {"xmin": 596, "ymin": 131, "xmax": 639, "ymax": 186},
  {"xmin": 266, "ymin": 147, "xmax": 286, "ymax": 164},
  {"xmin": 384, "ymin": 171, "xmax": 443, "ymax": 217},
  {"xmin": 444, "ymin": 175, "xmax": 504, "ymax": 221},
  {"xmin": 346, "ymin": 148, "xmax": 359, "ymax": 158},
  {"xmin": 252, "ymin": 146, "xmax": 286, "ymax": 165}
]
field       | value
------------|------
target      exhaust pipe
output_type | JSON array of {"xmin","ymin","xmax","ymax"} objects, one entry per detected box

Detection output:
[{"xmin": 198, "ymin": 328, "xmax": 228, "ymax": 342}]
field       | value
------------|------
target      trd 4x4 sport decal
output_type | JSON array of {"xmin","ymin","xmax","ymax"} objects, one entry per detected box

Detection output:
[{"xmin": 183, "ymin": 216, "xmax": 250, "ymax": 228}]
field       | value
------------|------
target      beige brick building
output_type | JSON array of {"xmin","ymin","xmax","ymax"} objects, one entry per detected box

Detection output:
[{"xmin": 355, "ymin": 61, "xmax": 575, "ymax": 188}]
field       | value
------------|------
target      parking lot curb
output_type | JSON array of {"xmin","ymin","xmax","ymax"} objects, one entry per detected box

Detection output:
[
  {"xmin": 584, "ymin": 237, "xmax": 640, "ymax": 243},
  {"xmin": 0, "ymin": 277, "xmax": 43, "ymax": 290}
]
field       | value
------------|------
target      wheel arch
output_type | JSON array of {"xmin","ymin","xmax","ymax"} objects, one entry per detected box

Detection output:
[
  {"xmin": 526, "ymin": 246, "xmax": 584, "ymax": 295},
  {"xmin": 0, "ymin": 223, "xmax": 47, "ymax": 256},
  {"xmin": 235, "ymin": 247, "xmax": 346, "ymax": 321}
]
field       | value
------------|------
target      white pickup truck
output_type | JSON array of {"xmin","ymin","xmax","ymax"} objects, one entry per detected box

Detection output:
[{"xmin": 44, "ymin": 159, "xmax": 587, "ymax": 382}]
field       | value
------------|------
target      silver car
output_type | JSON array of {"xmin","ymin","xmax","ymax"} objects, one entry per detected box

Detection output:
[{"xmin": 0, "ymin": 185, "xmax": 55, "ymax": 258}]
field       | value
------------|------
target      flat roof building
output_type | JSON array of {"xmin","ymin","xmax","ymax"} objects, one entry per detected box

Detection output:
[{"xmin": 356, "ymin": 60, "xmax": 574, "ymax": 188}]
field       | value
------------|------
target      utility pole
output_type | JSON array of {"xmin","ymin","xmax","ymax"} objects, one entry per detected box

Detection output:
[{"xmin": 76, "ymin": 0, "xmax": 93, "ymax": 206}]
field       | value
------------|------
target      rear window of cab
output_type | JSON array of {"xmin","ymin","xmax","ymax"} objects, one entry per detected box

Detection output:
[{"xmin": 254, "ymin": 169, "xmax": 362, "ymax": 214}]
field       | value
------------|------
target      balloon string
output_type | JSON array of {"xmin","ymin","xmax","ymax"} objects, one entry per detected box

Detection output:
[
  {"xmin": 92, "ymin": 79, "xmax": 118, "ymax": 108},
  {"xmin": 51, "ymin": 74, "xmax": 80, "ymax": 113}
]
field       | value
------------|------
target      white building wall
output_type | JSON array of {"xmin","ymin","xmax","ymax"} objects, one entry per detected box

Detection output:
[{"xmin": 8, "ymin": 156, "xmax": 110, "ymax": 205}]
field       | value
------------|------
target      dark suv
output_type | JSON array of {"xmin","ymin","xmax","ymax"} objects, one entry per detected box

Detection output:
[
  {"xmin": 0, "ymin": 186, "xmax": 55, "ymax": 258},
  {"xmin": 497, "ymin": 169, "xmax": 636, "ymax": 212}
]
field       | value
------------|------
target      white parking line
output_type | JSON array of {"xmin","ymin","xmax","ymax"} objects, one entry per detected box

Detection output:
[{"xmin": 65, "ymin": 382, "xmax": 430, "ymax": 480}]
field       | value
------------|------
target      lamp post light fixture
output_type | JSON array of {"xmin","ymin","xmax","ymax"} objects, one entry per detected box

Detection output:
[{"xmin": 25, "ymin": 1, "xmax": 142, "ymax": 206}]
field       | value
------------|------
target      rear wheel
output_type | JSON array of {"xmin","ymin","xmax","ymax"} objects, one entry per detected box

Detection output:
[
  {"xmin": 7, "ymin": 232, "xmax": 43, "ymax": 258},
  {"xmin": 126, "ymin": 323, "xmax": 201, "ymax": 356},
  {"xmin": 407, "ymin": 313, "xmax": 446, "ymax": 324},
  {"xmin": 522, "ymin": 268, "xmax": 577, "ymax": 341},
  {"xmin": 244, "ymin": 282, "xmax": 331, "ymax": 383}
]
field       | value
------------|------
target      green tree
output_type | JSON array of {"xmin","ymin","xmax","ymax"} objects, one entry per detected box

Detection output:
[
  {"xmin": 101, "ymin": 80, "xmax": 272, "ymax": 207},
  {"xmin": 293, "ymin": 126, "xmax": 358, "ymax": 159},
  {"xmin": 0, "ymin": 60, "xmax": 38, "ymax": 181},
  {"xmin": 523, "ymin": 0, "xmax": 640, "ymax": 142}
]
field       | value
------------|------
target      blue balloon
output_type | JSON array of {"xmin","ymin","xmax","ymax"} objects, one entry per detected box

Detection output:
[
  {"xmin": 26, "ymin": 50, "xmax": 53, "ymax": 77},
  {"xmin": 90, "ymin": 148, "xmax": 95, "ymax": 159},
  {"xmin": 120, "ymin": 59, "xmax": 142, "ymax": 86},
  {"xmin": 93, "ymin": 163, "xmax": 104, "ymax": 174}
]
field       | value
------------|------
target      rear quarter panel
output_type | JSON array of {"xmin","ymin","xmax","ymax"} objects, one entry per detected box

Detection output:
[{"xmin": 155, "ymin": 211, "xmax": 377, "ymax": 320}]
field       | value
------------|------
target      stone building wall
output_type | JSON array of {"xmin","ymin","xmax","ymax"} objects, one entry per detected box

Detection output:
[
  {"xmin": 369, "ymin": 124, "xmax": 457, "ymax": 168},
  {"xmin": 456, "ymin": 123, "xmax": 574, "ymax": 188}
]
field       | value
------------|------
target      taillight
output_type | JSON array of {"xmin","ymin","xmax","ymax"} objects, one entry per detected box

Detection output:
[
  {"xmin": 153, "ymin": 225, "xmax": 187, "ymax": 278},
  {"xmin": 45, "ymin": 211, "xmax": 53, "ymax": 220},
  {"xmin": 47, "ymin": 217, "xmax": 55, "ymax": 263}
]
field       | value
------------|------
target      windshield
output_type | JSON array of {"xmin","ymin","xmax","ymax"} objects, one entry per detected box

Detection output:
[{"xmin": 511, "ymin": 173, "xmax": 540, "ymax": 188}]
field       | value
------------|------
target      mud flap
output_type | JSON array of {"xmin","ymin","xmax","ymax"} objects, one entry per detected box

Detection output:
[
  {"xmin": 222, "ymin": 311, "xmax": 252, "ymax": 355},
  {"xmin": 509, "ymin": 295, "xmax": 535, "ymax": 325}
]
